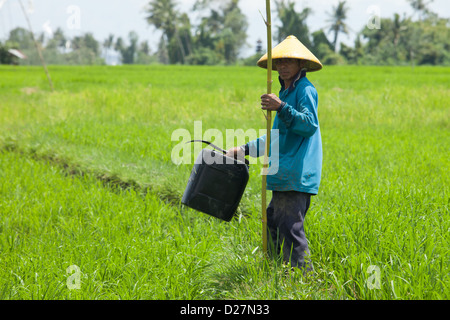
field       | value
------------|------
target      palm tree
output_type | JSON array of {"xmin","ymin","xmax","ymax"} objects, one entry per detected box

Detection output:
[
  {"xmin": 275, "ymin": 0, "xmax": 312, "ymax": 49},
  {"xmin": 114, "ymin": 37, "xmax": 124, "ymax": 55},
  {"xmin": 407, "ymin": 0, "xmax": 433, "ymax": 20},
  {"xmin": 103, "ymin": 34, "xmax": 114, "ymax": 64},
  {"xmin": 146, "ymin": 0, "xmax": 179, "ymax": 40},
  {"xmin": 326, "ymin": 0, "xmax": 350, "ymax": 52},
  {"xmin": 392, "ymin": 13, "xmax": 408, "ymax": 47},
  {"xmin": 146, "ymin": 0, "xmax": 191, "ymax": 64}
]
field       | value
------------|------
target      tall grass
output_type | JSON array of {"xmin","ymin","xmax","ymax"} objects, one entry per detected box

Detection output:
[
  {"xmin": 0, "ymin": 65, "xmax": 448, "ymax": 299},
  {"xmin": 0, "ymin": 150, "xmax": 320, "ymax": 299}
]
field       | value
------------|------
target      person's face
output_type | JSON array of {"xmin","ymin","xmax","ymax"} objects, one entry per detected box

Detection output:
[{"xmin": 274, "ymin": 58, "xmax": 302, "ymax": 82}]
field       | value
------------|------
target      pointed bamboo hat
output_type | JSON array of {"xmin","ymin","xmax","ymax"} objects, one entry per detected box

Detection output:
[{"xmin": 257, "ymin": 35, "xmax": 323, "ymax": 72}]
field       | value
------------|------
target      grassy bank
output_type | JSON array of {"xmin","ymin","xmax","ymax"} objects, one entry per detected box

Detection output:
[{"xmin": 0, "ymin": 65, "xmax": 448, "ymax": 299}]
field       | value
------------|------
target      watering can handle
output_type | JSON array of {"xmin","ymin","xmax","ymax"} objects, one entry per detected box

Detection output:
[{"xmin": 186, "ymin": 140, "xmax": 249, "ymax": 165}]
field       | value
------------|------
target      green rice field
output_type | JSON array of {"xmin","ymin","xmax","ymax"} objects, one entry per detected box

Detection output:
[{"xmin": 0, "ymin": 64, "xmax": 448, "ymax": 300}]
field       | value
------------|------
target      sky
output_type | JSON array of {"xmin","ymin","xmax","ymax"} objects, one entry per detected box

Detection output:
[{"xmin": 1, "ymin": 0, "xmax": 449, "ymax": 60}]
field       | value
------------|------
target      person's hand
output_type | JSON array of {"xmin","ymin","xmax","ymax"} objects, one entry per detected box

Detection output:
[
  {"xmin": 261, "ymin": 94, "xmax": 282, "ymax": 111},
  {"xmin": 225, "ymin": 147, "xmax": 245, "ymax": 160}
]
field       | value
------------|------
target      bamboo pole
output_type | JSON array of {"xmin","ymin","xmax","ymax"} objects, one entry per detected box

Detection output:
[
  {"xmin": 262, "ymin": 0, "xmax": 273, "ymax": 256},
  {"xmin": 18, "ymin": 0, "xmax": 54, "ymax": 91}
]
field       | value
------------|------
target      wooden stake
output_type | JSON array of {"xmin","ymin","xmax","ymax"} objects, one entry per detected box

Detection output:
[
  {"xmin": 262, "ymin": 0, "xmax": 273, "ymax": 256},
  {"xmin": 18, "ymin": 0, "xmax": 54, "ymax": 91}
]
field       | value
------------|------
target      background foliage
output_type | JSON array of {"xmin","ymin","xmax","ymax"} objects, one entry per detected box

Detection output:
[{"xmin": 1, "ymin": 0, "xmax": 449, "ymax": 66}]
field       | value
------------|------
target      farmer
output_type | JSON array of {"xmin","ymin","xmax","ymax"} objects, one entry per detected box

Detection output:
[{"xmin": 226, "ymin": 35, "xmax": 323, "ymax": 271}]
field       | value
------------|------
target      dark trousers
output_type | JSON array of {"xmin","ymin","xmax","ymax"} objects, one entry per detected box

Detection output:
[{"xmin": 267, "ymin": 191, "xmax": 312, "ymax": 270}]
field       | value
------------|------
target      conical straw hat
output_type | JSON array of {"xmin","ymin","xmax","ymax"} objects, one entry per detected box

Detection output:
[{"xmin": 257, "ymin": 35, "xmax": 323, "ymax": 72}]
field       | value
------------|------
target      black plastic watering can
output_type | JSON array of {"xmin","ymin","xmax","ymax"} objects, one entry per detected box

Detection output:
[{"xmin": 181, "ymin": 140, "xmax": 249, "ymax": 222}]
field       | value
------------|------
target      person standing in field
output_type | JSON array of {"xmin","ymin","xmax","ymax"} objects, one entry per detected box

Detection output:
[{"xmin": 227, "ymin": 35, "xmax": 323, "ymax": 272}]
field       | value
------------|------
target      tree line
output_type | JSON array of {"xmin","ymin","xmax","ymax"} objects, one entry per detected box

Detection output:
[{"xmin": 1, "ymin": 0, "xmax": 449, "ymax": 66}]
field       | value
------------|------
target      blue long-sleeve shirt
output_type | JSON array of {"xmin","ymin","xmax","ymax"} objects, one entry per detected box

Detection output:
[{"xmin": 245, "ymin": 71, "xmax": 322, "ymax": 195}]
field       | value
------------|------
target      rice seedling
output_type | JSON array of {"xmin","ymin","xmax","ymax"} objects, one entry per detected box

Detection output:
[{"xmin": 0, "ymin": 64, "xmax": 448, "ymax": 300}]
